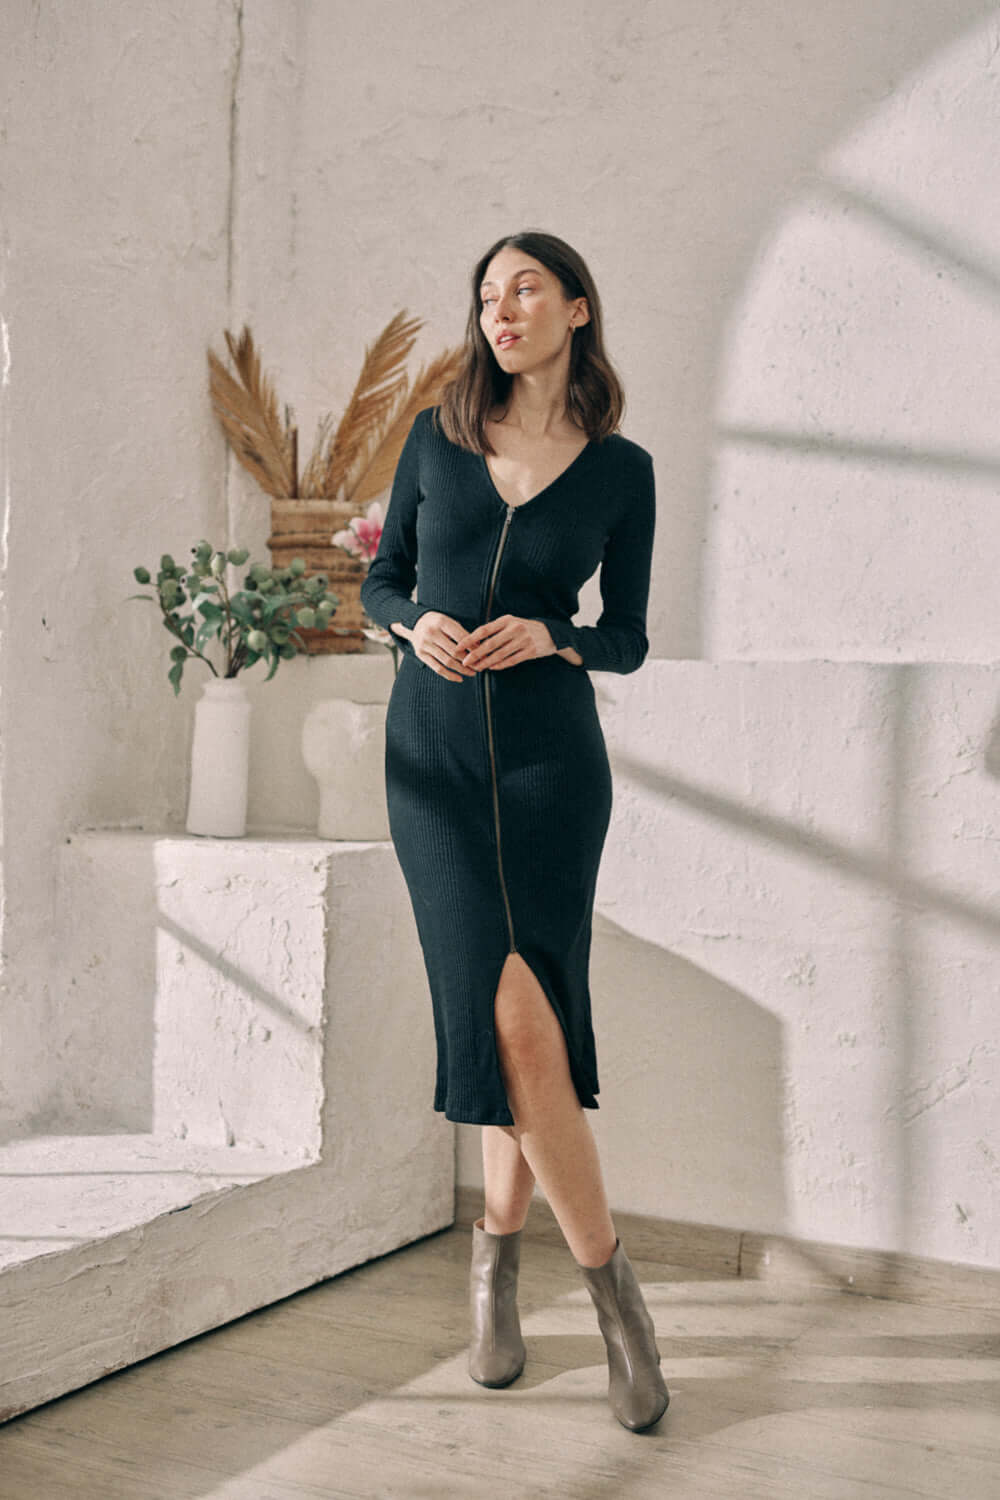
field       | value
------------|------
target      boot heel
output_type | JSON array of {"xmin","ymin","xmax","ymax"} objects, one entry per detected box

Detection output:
[
  {"xmin": 468, "ymin": 1217, "xmax": 527, "ymax": 1388},
  {"xmin": 580, "ymin": 1239, "xmax": 670, "ymax": 1430}
]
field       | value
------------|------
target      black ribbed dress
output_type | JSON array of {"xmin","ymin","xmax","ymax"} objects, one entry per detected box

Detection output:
[{"xmin": 360, "ymin": 406, "xmax": 655, "ymax": 1127}]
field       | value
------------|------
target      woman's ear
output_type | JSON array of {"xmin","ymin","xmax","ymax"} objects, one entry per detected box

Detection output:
[{"xmin": 571, "ymin": 297, "xmax": 591, "ymax": 329}]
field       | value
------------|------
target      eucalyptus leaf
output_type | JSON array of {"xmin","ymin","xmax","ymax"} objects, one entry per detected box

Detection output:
[
  {"xmin": 228, "ymin": 597, "xmax": 255, "ymax": 626},
  {"xmin": 195, "ymin": 617, "xmax": 222, "ymax": 653}
]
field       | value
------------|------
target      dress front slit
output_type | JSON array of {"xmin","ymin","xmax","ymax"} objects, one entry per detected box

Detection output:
[{"xmin": 490, "ymin": 947, "xmax": 600, "ymax": 1128}]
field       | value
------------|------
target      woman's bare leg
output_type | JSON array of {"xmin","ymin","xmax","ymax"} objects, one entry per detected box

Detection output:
[
  {"xmin": 485, "ymin": 952, "xmax": 618, "ymax": 1268},
  {"xmin": 482, "ymin": 1123, "xmax": 535, "ymax": 1234}
]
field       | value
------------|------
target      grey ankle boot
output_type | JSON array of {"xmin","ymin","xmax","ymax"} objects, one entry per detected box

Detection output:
[
  {"xmin": 580, "ymin": 1238, "xmax": 670, "ymax": 1430},
  {"xmin": 468, "ymin": 1216, "xmax": 527, "ymax": 1387}
]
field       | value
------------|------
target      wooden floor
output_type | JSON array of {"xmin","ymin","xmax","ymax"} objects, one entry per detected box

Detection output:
[{"xmin": 2, "ymin": 1222, "xmax": 999, "ymax": 1499}]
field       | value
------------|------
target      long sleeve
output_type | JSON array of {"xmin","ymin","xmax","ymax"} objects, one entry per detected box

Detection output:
[
  {"xmin": 360, "ymin": 412, "xmax": 436, "ymax": 654},
  {"xmin": 534, "ymin": 449, "xmax": 656, "ymax": 674}
]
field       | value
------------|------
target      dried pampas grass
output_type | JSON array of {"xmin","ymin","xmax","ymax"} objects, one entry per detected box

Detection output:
[
  {"xmin": 348, "ymin": 349, "xmax": 464, "ymax": 508},
  {"xmin": 208, "ymin": 314, "xmax": 462, "ymax": 503},
  {"xmin": 207, "ymin": 327, "xmax": 297, "ymax": 498}
]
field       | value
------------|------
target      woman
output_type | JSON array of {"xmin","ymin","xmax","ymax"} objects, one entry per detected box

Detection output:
[{"xmin": 360, "ymin": 230, "xmax": 667, "ymax": 1432}]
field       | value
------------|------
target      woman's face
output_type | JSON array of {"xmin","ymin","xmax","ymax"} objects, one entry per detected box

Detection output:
[{"xmin": 478, "ymin": 247, "xmax": 589, "ymax": 375}]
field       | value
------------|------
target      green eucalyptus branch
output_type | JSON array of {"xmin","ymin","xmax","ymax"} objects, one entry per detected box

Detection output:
[{"xmin": 126, "ymin": 540, "xmax": 340, "ymax": 696}]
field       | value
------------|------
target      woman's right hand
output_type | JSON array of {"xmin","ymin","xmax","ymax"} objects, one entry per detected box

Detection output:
[{"xmin": 391, "ymin": 613, "xmax": 477, "ymax": 683}]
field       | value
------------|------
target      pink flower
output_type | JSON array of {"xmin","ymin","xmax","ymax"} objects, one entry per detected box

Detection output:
[
  {"xmin": 331, "ymin": 527, "xmax": 364, "ymax": 560},
  {"xmin": 331, "ymin": 501, "xmax": 384, "ymax": 565}
]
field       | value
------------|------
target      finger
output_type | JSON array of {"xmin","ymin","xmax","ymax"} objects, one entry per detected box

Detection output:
[
  {"xmin": 472, "ymin": 617, "xmax": 507, "ymax": 637},
  {"xmin": 464, "ymin": 621, "xmax": 515, "ymax": 657},
  {"xmin": 470, "ymin": 633, "xmax": 526, "ymax": 668},
  {"xmin": 421, "ymin": 651, "xmax": 464, "ymax": 683},
  {"xmin": 457, "ymin": 618, "xmax": 505, "ymax": 651},
  {"xmin": 427, "ymin": 633, "xmax": 476, "ymax": 673},
  {"xmin": 473, "ymin": 639, "xmax": 524, "ymax": 670},
  {"xmin": 430, "ymin": 642, "xmax": 475, "ymax": 678},
  {"xmin": 442, "ymin": 650, "xmax": 477, "ymax": 676},
  {"xmin": 441, "ymin": 619, "xmax": 479, "ymax": 649},
  {"xmin": 438, "ymin": 627, "xmax": 481, "ymax": 671},
  {"xmin": 489, "ymin": 650, "xmax": 528, "ymax": 671}
]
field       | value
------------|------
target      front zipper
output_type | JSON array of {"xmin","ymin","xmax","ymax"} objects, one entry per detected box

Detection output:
[{"xmin": 483, "ymin": 505, "xmax": 517, "ymax": 953}]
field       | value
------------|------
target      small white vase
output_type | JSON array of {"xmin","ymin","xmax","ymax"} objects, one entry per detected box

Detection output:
[
  {"xmin": 186, "ymin": 677, "xmax": 252, "ymax": 837},
  {"xmin": 302, "ymin": 698, "xmax": 390, "ymax": 840}
]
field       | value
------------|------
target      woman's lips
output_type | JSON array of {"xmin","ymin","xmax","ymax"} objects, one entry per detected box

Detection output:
[{"xmin": 497, "ymin": 334, "xmax": 520, "ymax": 349}]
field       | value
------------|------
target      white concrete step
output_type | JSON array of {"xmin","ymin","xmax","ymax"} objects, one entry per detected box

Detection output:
[
  {"xmin": 0, "ymin": 834, "xmax": 454, "ymax": 1423},
  {"xmin": 0, "ymin": 1132, "xmax": 302, "ymax": 1273},
  {"xmin": 0, "ymin": 1130, "xmax": 451, "ymax": 1424}
]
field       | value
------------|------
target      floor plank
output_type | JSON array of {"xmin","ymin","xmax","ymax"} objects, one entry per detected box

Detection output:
[{"xmin": 2, "ymin": 1224, "xmax": 998, "ymax": 1499}]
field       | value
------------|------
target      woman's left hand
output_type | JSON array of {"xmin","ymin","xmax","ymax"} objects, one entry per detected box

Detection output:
[{"xmin": 456, "ymin": 615, "xmax": 556, "ymax": 671}]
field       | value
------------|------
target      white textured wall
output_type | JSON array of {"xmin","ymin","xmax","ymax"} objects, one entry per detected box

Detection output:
[
  {"xmin": 602, "ymin": 662, "xmax": 998, "ymax": 1270},
  {"xmin": 457, "ymin": 662, "xmax": 1000, "ymax": 1270},
  {"xmin": 708, "ymin": 22, "xmax": 1000, "ymax": 661},
  {"xmin": 1, "ymin": 2, "xmax": 239, "ymax": 1130},
  {"xmin": 2, "ymin": 1, "xmax": 998, "ymax": 1269}
]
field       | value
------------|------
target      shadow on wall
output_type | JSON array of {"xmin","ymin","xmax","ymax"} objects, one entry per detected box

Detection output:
[
  {"xmin": 704, "ymin": 10, "xmax": 1000, "ymax": 662},
  {"xmin": 599, "ymin": 671, "xmax": 1000, "ymax": 1266},
  {"xmin": 589, "ymin": 910, "xmax": 786, "ymax": 1235}
]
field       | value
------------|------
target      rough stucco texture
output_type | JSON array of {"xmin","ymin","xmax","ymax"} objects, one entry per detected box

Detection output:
[
  {"xmin": 458, "ymin": 662, "xmax": 1000, "ymax": 1271},
  {"xmin": 1, "ymin": 1, "xmax": 238, "ymax": 1128},
  {"xmin": 2, "ymin": 1, "xmax": 998, "ymax": 1275}
]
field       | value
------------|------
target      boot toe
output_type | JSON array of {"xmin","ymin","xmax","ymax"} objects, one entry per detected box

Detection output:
[
  {"xmin": 469, "ymin": 1344, "xmax": 526, "ymax": 1387},
  {"xmin": 613, "ymin": 1381, "xmax": 670, "ymax": 1430}
]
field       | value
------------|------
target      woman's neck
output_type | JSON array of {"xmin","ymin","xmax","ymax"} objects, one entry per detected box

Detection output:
[{"xmin": 497, "ymin": 363, "xmax": 579, "ymax": 440}]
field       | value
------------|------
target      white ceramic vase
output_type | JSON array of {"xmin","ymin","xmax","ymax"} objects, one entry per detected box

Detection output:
[
  {"xmin": 185, "ymin": 677, "xmax": 252, "ymax": 837},
  {"xmin": 302, "ymin": 698, "xmax": 390, "ymax": 840}
]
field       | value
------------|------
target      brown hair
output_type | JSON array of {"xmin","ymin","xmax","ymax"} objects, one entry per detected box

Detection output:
[{"xmin": 436, "ymin": 229, "xmax": 625, "ymax": 454}]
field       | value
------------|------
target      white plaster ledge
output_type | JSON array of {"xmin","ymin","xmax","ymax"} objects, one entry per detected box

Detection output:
[
  {"xmin": 1, "ymin": 832, "xmax": 453, "ymax": 1421},
  {"xmin": 0, "ymin": 1132, "xmax": 302, "ymax": 1273}
]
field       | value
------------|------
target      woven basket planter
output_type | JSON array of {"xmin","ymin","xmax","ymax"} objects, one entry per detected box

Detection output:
[{"xmin": 268, "ymin": 498, "xmax": 370, "ymax": 655}]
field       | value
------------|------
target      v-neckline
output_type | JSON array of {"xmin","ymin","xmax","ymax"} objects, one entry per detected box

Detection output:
[{"xmin": 480, "ymin": 439, "xmax": 594, "ymax": 511}]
